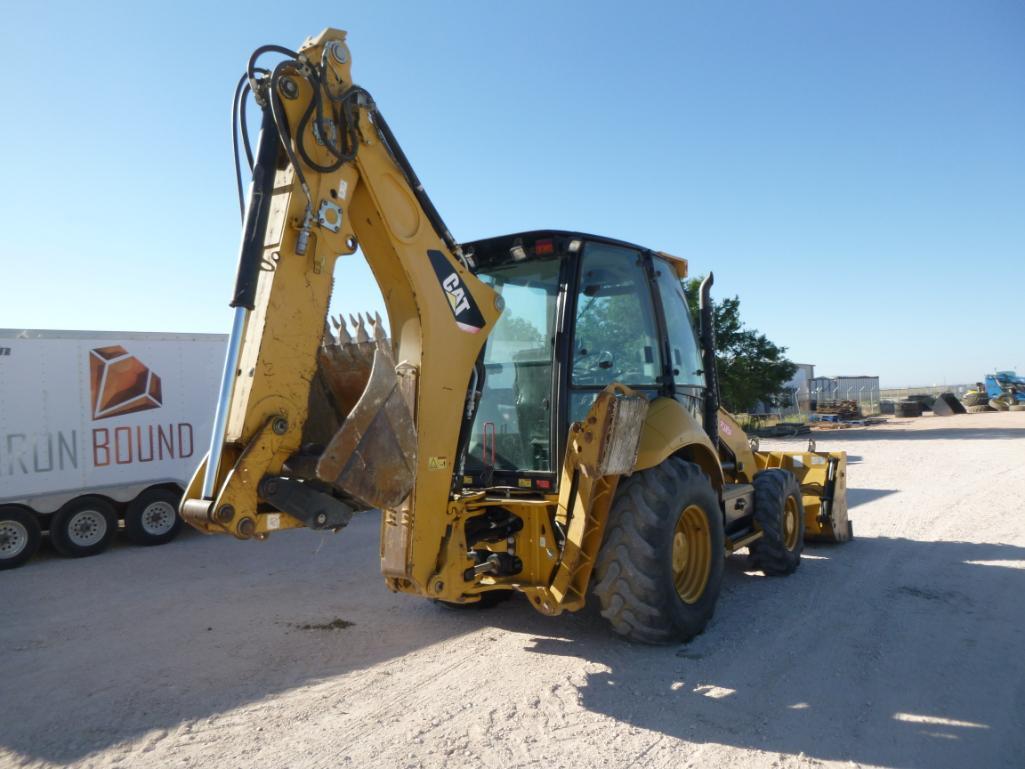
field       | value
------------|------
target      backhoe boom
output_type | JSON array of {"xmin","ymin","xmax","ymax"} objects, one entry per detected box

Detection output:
[{"xmin": 181, "ymin": 29, "xmax": 501, "ymax": 593}]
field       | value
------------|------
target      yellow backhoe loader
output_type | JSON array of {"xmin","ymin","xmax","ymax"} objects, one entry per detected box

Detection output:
[{"xmin": 181, "ymin": 29, "xmax": 851, "ymax": 643}]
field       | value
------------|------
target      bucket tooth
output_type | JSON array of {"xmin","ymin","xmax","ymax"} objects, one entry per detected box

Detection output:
[
  {"xmin": 351, "ymin": 313, "xmax": 370, "ymax": 344},
  {"xmin": 369, "ymin": 311, "xmax": 389, "ymax": 354},
  {"xmin": 370, "ymin": 311, "xmax": 387, "ymax": 342},
  {"xmin": 333, "ymin": 314, "xmax": 353, "ymax": 346}
]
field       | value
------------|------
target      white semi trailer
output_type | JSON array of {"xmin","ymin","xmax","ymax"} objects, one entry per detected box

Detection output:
[{"xmin": 0, "ymin": 330, "xmax": 226, "ymax": 569}]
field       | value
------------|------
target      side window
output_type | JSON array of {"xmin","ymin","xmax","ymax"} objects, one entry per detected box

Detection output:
[
  {"xmin": 653, "ymin": 259, "xmax": 704, "ymax": 387},
  {"xmin": 572, "ymin": 244, "xmax": 661, "ymax": 388},
  {"xmin": 467, "ymin": 260, "xmax": 560, "ymax": 473}
]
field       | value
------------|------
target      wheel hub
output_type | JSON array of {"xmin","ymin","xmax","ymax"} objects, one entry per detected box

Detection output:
[
  {"xmin": 672, "ymin": 504, "xmax": 712, "ymax": 605},
  {"xmin": 783, "ymin": 497, "xmax": 800, "ymax": 551},
  {"xmin": 67, "ymin": 510, "xmax": 106, "ymax": 547},
  {"xmin": 141, "ymin": 501, "xmax": 176, "ymax": 536},
  {"xmin": 0, "ymin": 521, "xmax": 29, "ymax": 557}
]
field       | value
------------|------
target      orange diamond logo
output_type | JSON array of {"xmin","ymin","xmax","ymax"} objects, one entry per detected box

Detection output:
[{"xmin": 89, "ymin": 346, "xmax": 163, "ymax": 421}]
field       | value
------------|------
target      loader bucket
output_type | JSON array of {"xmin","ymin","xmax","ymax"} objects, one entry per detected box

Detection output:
[{"xmin": 754, "ymin": 450, "xmax": 851, "ymax": 543}]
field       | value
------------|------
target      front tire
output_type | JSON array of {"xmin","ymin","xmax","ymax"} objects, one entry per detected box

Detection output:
[
  {"xmin": 0, "ymin": 506, "xmax": 42, "ymax": 570},
  {"xmin": 593, "ymin": 457, "xmax": 725, "ymax": 644},
  {"xmin": 125, "ymin": 488, "xmax": 183, "ymax": 546},
  {"xmin": 748, "ymin": 469, "xmax": 804, "ymax": 575},
  {"xmin": 50, "ymin": 497, "xmax": 117, "ymax": 558}
]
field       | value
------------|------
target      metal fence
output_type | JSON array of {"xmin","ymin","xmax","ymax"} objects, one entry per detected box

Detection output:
[
  {"xmin": 741, "ymin": 383, "xmax": 879, "ymax": 429},
  {"xmin": 879, "ymin": 383, "xmax": 972, "ymax": 401},
  {"xmin": 738, "ymin": 383, "xmax": 976, "ymax": 429},
  {"xmin": 808, "ymin": 383, "xmax": 881, "ymax": 416}
]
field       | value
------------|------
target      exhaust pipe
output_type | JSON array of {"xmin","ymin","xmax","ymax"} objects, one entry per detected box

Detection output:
[{"xmin": 699, "ymin": 273, "xmax": 720, "ymax": 446}]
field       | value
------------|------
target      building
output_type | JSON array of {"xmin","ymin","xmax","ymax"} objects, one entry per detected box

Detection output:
[{"xmin": 785, "ymin": 363, "xmax": 816, "ymax": 412}]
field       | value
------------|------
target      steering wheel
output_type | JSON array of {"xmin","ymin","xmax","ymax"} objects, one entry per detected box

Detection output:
[{"xmin": 573, "ymin": 348, "xmax": 617, "ymax": 384}]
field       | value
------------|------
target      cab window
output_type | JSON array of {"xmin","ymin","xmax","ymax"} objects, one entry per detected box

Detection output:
[{"xmin": 571, "ymin": 243, "xmax": 661, "ymax": 390}]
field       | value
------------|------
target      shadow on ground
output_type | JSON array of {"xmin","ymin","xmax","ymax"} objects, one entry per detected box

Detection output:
[
  {"xmin": 847, "ymin": 487, "xmax": 899, "ymax": 507},
  {"xmin": 2, "ymin": 522, "xmax": 1023, "ymax": 767},
  {"xmin": 515, "ymin": 536, "xmax": 1025, "ymax": 769}
]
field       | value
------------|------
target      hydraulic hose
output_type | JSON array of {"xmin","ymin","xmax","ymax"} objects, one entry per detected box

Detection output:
[{"xmin": 230, "ymin": 106, "xmax": 280, "ymax": 310}]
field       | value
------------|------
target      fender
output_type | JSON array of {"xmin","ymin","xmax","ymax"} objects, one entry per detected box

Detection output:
[{"xmin": 633, "ymin": 397, "xmax": 724, "ymax": 489}]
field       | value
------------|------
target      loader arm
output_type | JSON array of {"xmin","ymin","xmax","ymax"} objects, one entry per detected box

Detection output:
[{"xmin": 180, "ymin": 29, "xmax": 502, "ymax": 591}]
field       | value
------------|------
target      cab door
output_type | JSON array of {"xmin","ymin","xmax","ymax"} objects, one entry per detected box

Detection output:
[{"xmin": 650, "ymin": 256, "xmax": 705, "ymax": 421}]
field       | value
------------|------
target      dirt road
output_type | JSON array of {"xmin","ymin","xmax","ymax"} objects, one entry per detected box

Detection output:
[{"xmin": 2, "ymin": 412, "xmax": 1023, "ymax": 769}]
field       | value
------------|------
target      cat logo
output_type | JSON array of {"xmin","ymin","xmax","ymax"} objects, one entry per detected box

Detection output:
[
  {"xmin": 427, "ymin": 249, "xmax": 486, "ymax": 334},
  {"xmin": 428, "ymin": 456, "xmax": 448, "ymax": 470},
  {"xmin": 442, "ymin": 272, "xmax": 471, "ymax": 315}
]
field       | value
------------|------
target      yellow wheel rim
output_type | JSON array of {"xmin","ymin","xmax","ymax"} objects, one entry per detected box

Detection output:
[
  {"xmin": 672, "ymin": 504, "xmax": 712, "ymax": 604},
  {"xmin": 783, "ymin": 496, "xmax": 800, "ymax": 551}
]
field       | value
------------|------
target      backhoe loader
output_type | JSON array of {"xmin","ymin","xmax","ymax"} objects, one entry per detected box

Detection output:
[{"xmin": 181, "ymin": 29, "xmax": 851, "ymax": 643}]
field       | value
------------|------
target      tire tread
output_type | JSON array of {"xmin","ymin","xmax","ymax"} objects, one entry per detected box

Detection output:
[
  {"xmin": 748, "ymin": 469, "xmax": 804, "ymax": 576},
  {"xmin": 593, "ymin": 457, "xmax": 724, "ymax": 644}
]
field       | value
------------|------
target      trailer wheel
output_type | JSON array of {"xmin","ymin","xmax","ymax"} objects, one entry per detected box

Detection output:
[
  {"xmin": 1010, "ymin": 404, "xmax": 1025, "ymax": 412},
  {"xmin": 592, "ymin": 456, "xmax": 724, "ymax": 644},
  {"xmin": 50, "ymin": 496, "xmax": 118, "ymax": 558},
  {"xmin": 0, "ymin": 506, "xmax": 41, "ymax": 570},
  {"xmin": 125, "ymin": 488, "xmax": 183, "ymax": 546},
  {"xmin": 748, "ymin": 469, "xmax": 804, "ymax": 576}
]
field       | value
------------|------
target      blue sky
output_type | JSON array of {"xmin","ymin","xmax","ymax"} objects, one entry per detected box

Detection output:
[{"xmin": 2, "ymin": 1, "xmax": 1022, "ymax": 387}]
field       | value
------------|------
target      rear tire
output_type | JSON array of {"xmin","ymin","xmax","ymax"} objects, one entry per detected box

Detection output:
[
  {"xmin": 748, "ymin": 470, "xmax": 804, "ymax": 575},
  {"xmin": 50, "ymin": 497, "xmax": 117, "ymax": 558},
  {"xmin": 0, "ymin": 506, "xmax": 42, "ymax": 571},
  {"xmin": 125, "ymin": 488, "xmax": 183, "ymax": 546},
  {"xmin": 990, "ymin": 398, "xmax": 1010, "ymax": 412},
  {"xmin": 965, "ymin": 404, "xmax": 991, "ymax": 413},
  {"xmin": 593, "ymin": 457, "xmax": 724, "ymax": 644}
]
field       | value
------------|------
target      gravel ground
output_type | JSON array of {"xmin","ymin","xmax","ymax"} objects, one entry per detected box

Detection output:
[{"xmin": 2, "ymin": 411, "xmax": 1024, "ymax": 769}]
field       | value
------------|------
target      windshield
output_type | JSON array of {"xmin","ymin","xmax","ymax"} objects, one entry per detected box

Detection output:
[{"xmin": 465, "ymin": 259, "xmax": 561, "ymax": 474}]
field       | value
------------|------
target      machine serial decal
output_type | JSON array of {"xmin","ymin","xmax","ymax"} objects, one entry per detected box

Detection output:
[{"xmin": 427, "ymin": 250, "xmax": 486, "ymax": 333}]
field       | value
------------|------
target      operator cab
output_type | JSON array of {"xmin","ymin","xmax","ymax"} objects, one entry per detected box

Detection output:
[{"xmin": 459, "ymin": 230, "xmax": 706, "ymax": 492}]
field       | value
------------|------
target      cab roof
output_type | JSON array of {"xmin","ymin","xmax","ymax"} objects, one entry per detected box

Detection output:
[{"xmin": 460, "ymin": 229, "xmax": 688, "ymax": 277}]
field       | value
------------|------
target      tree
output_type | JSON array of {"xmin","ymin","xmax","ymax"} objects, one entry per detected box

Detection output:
[{"xmin": 683, "ymin": 278, "xmax": 797, "ymax": 413}]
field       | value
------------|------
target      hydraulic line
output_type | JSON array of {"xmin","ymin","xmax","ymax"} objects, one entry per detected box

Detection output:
[{"xmin": 204, "ymin": 105, "xmax": 281, "ymax": 501}]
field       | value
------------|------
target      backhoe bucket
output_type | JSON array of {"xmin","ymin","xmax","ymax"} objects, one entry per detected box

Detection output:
[
  {"xmin": 755, "ymin": 450, "xmax": 851, "ymax": 543},
  {"xmin": 312, "ymin": 314, "xmax": 417, "ymax": 510}
]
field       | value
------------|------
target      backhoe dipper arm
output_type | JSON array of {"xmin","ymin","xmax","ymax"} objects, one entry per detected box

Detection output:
[{"xmin": 180, "ymin": 29, "xmax": 501, "ymax": 592}]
